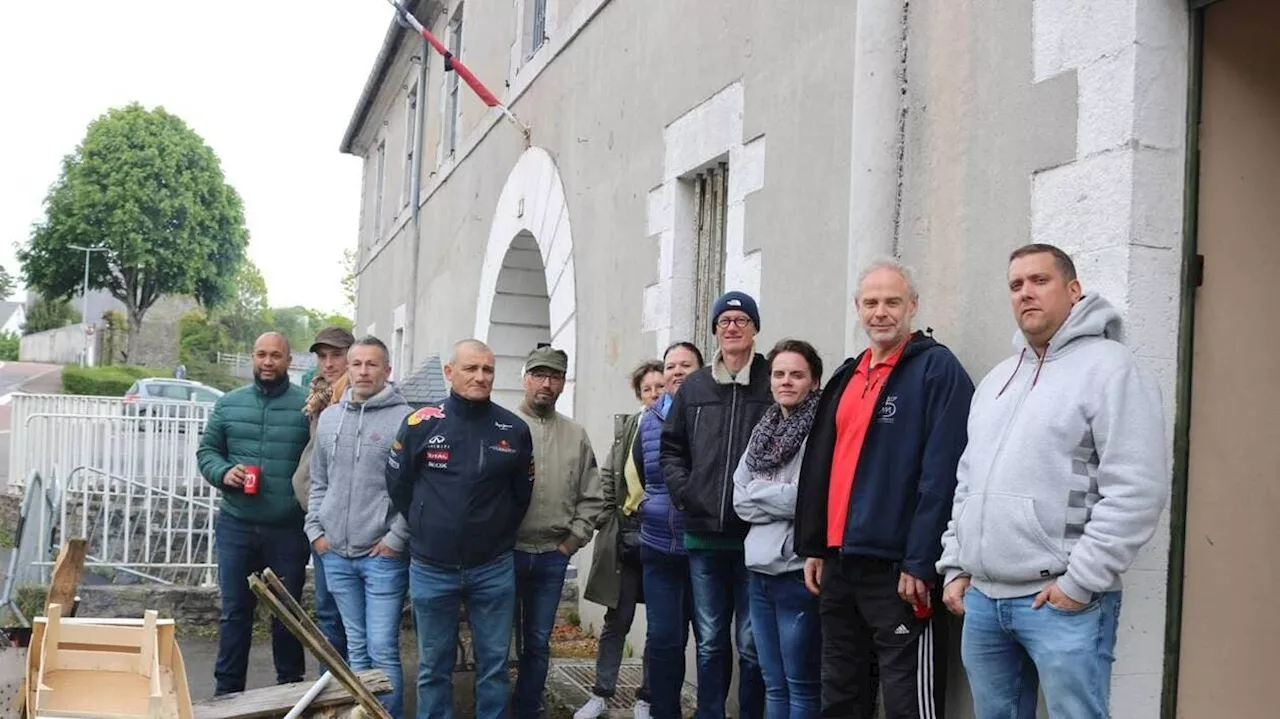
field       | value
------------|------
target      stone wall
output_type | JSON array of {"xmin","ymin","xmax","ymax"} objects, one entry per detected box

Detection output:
[{"xmin": 126, "ymin": 296, "xmax": 198, "ymax": 367}]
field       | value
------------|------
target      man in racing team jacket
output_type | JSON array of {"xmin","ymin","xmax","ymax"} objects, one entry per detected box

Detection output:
[{"xmin": 386, "ymin": 338, "xmax": 535, "ymax": 719}]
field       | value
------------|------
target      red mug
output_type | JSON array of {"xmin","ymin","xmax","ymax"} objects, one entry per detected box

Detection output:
[{"xmin": 243, "ymin": 465, "xmax": 261, "ymax": 495}]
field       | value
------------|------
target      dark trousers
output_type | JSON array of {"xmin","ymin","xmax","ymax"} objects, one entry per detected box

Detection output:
[
  {"xmin": 214, "ymin": 511, "xmax": 311, "ymax": 695},
  {"xmin": 593, "ymin": 561, "xmax": 651, "ymax": 702},
  {"xmin": 819, "ymin": 555, "xmax": 947, "ymax": 719},
  {"xmin": 513, "ymin": 550, "xmax": 571, "ymax": 719},
  {"xmin": 642, "ymin": 546, "xmax": 695, "ymax": 718}
]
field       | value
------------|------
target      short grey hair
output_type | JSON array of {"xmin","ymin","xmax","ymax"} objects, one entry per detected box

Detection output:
[
  {"xmin": 349, "ymin": 336, "xmax": 390, "ymax": 365},
  {"xmin": 449, "ymin": 338, "xmax": 494, "ymax": 364},
  {"xmin": 855, "ymin": 258, "xmax": 920, "ymax": 301}
]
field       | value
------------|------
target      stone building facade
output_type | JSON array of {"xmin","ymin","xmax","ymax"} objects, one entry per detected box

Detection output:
[{"xmin": 341, "ymin": 0, "xmax": 1280, "ymax": 715}]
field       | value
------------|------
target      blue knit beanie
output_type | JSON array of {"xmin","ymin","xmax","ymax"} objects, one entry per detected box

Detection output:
[{"xmin": 710, "ymin": 291, "xmax": 760, "ymax": 333}]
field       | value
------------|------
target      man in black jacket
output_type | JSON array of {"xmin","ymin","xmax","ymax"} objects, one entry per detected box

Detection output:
[
  {"xmin": 661, "ymin": 291, "xmax": 770, "ymax": 719},
  {"xmin": 387, "ymin": 339, "xmax": 535, "ymax": 719},
  {"xmin": 793, "ymin": 261, "xmax": 973, "ymax": 718}
]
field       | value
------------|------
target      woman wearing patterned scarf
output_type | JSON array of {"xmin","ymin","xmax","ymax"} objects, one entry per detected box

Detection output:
[{"xmin": 733, "ymin": 339, "xmax": 824, "ymax": 718}]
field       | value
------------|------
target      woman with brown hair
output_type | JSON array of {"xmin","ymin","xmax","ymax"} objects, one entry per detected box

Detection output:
[{"xmin": 579, "ymin": 360, "xmax": 665, "ymax": 719}]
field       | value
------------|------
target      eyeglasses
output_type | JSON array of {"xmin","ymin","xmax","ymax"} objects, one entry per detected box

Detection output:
[
  {"xmin": 716, "ymin": 317, "xmax": 752, "ymax": 329},
  {"xmin": 528, "ymin": 371, "xmax": 565, "ymax": 384}
]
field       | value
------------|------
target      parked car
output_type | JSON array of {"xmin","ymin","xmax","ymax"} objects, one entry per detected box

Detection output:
[{"xmin": 123, "ymin": 379, "xmax": 223, "ymax": 426}]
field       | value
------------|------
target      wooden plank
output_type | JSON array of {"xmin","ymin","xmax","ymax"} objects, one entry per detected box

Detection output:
[
  {"xmin": 42, "ymin": 604, "xmax": 62, "ymax": 674},
  {"xmin": 48, "ymin": 650, "xmax": 140, "ymax": 673},
  {"xmin": 258, "ymin": 570, "xmax": 393, "ymax": 719},
  {"xmin": 247, "ymin": 575, "xmax": 391, "ymax": 719},
  {"xmin": 52, "ymin": 624, "xmax": 146, "ymax": 648},
  {"xmin": 44, "ymin": 540, "xmax": 87, "ymax": 615},
  {"xmin": 190, "ymin": 670, "xmax": 392, "ymax": 719},
  {"xmin": 139, "ymin": 611, "xmax": 157, "ymax": 678}
]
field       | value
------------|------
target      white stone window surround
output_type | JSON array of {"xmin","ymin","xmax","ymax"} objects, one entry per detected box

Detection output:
[{"xmin": 643, "ymin": 81, "xmax": 766, "ymax": 355}]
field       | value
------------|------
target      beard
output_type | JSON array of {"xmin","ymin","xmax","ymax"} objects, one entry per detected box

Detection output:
[{"xmin": 254, "ymin": 369, "xmax": 289, "ymax": 391}]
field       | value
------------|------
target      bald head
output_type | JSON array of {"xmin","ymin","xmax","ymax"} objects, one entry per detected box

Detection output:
[
  {"xmin": 253, "ymin": 332, "xmax": 292, "ymax": 385},
  {"xmin": 445, "ymin": 339, "xmax": 495, "ymax": 401}
]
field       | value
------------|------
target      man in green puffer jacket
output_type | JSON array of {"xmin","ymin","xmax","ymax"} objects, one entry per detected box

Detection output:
[{"xmin": 197, "ymin": 332, "xmax": 312, "ymax": 696}]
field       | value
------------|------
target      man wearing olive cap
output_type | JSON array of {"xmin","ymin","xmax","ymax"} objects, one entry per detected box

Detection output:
[{"xmin": 511, "ymin": 345, "xmax": 606, "ymax": 719}]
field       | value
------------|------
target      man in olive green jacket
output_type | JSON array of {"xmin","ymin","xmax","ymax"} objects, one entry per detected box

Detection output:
[
  {"xmin": 197, "ymin": 332, "xmax": 312, "ymax": 696},
  {"xmin": 511, "ymin": 346, "xmax": 605, "ymax": 719}
]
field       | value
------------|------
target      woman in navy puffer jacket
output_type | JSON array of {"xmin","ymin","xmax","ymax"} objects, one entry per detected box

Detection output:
[{"xmin": 639, "ymin": 341, "xmax": 704, "ymax": 718}]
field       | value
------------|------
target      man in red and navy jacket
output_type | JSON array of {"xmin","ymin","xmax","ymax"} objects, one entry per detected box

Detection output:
[
  {"xmin": 794, "ymin": 261, "xmax": 973, "ymax": 719},
  {"xmin": 386, "ymin": 339, "xmax": 534, "ymax": 719}
]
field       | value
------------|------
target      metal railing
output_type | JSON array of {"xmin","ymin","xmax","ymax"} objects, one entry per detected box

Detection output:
[{"xmin": 8, "ymin": 393, "xmax": 219, "ymax": 586}]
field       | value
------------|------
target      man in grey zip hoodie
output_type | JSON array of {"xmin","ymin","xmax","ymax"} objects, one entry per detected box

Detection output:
[
  {"xmin": 937, "ymin": 244, "xmax": 1168, "ymax": 719},
  {"xmin": 307, "ymin": 337, "xmax": 413, "ymax": 719}
]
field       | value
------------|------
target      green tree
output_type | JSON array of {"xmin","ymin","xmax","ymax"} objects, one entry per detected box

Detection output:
[
  {"xmin": 22, "ymin": 297, "xmax": 81, "ymax": 335},
  {"xmin": 340, "ymin": 247, "xmax": 356, "ymax": 312},
  {"xmin": 216, "ymin": 260, "xmax": 271, "ymax": 352},
  {"xmin": 18, "ymin": 103, "xmax": 249, "ymax": 360},
  {"xmin": 272, "ymin": 305, "xmax": 322, "ymax": 355},
  {"xmin": 0, "ymin": 266, "xmax": 15, "ymax": 301},
  {"xmin": 321, "ymin": 314, "xmax": 354, "ymax": 333},
  {"xmin": 0, "ymin": 332, "xmax": 18, "ymax": 361}
]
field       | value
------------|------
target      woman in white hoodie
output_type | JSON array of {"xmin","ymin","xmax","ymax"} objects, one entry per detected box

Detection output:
[{"xmin": 733, "ymin": 339, "xmax": 824, "ymax": 719}]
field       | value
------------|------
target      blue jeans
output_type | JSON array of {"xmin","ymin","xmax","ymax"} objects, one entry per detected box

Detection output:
[
  {"xmin": 313, "ymin": 550, "xmax": 349, "ymax": 667},
  {"xmin": 642, "ymin": 546, "xmax": 695, "ymax": 718},
  {"xmin": 748, "ymin": 571, "xmax": 820, "ymax": 718},
  {"xmin": 410, "ymin": 552, "xmax": 516, "ymax": 719},
  {"xmin": 214, "ymin": 512, "xmax": 310, "ymax": 695},
  {"xmin": 321, "ymin": 552, "xmax": 410, "ymax": 718},
  {"xmin": 688, "ymin": 549, "xmax": 765, "ymax": 719},
  {"xmin": 961, "ymin": 586, "xmax": 1122, "ymax": 719},
  {"xmin": 513, "ymin": 550, "xmax": 570, "ymax": 719}
]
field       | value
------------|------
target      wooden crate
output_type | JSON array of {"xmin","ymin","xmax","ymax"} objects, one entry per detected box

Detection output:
[{"xmin": 25, "ymin": 605, "xmax": 192, "ymax": 719}]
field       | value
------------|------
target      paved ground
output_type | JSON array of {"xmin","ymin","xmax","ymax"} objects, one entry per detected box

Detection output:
[
  {"xmin": 0, "ymin": 362, "xmax": 62, "ymax": 493},
  {"xmin": 176, "ymin": 631, "xmax": 570, "ymax": 716}
]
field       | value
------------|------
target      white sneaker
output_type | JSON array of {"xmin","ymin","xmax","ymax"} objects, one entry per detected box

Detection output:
[
  {"xmin": 574, "ymin": 695, "xmax": 608, "ymax": 719},
  {"xmin": 632, "ymin": 699, "xmax": 651, "ymax": 719}
]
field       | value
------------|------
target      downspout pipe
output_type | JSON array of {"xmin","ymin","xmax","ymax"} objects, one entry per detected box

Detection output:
[
  {"xmin": 404, "ymin": 35, "xmax": 428, "ymax": 373},
  {"xmin": 844, "ymin": 0, "xmax": 909, "ymax": 357}
]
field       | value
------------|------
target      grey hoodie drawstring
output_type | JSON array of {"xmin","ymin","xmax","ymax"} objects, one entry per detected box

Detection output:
[
  {"xmin": 996, "ymin": 349, "xmax": 1026, "ymax": 398},
  {"xmin": 330, "ymin": 401, "xmax": 369, "ymax": 462},
  {"xmin": 996, "ymin": 344, "xmax": 1049, "ymax": 398}
]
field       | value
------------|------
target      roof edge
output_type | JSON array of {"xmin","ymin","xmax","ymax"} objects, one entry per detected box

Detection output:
[{"xmin": 339, "ymin": 0, "xmax": 436, "ymax": 155}]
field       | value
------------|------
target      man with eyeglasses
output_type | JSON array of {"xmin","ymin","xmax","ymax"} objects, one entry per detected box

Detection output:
[
  {"xmin": 661, "ymin": 291, "xmax": 770, "ymax": 718},
  {"xmin": 511, "ymin": 345, "xmax": 605, "ymax": 719}
]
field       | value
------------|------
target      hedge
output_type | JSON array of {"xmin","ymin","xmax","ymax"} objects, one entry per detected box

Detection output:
[{"xmin": 61, "ymin": 365, "xmax": 167, "ymax": 397}]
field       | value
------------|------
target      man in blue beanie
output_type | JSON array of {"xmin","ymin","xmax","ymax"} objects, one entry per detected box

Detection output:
[{"xmin": 660, "ymin": 290, "xmax": 769, "ymax": 718}]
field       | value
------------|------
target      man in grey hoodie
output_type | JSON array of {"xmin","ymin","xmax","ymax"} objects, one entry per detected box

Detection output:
[
  {"xmin": 307, "ymin": 336, "xmax": 413, "ymax": 719},
  {"xmin": 937, "ymin": 244, "xmax": 1168, "ymax": 719}
]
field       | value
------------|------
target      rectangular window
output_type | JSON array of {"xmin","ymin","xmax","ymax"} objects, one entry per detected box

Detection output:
[
  {"xmin": 525, "ymin": 0, "xmax": 547, "ymax": 61},
  {"xmin": 692, "ymin": 163, "xmax": 728, "ymax": 357},
  {"xmin": 403, "ymin": 82, "xmax": 418, "ymax": 208},
  {"xmin": 393, "ymin": 327, "xmax": 406, "ymax": 381},
  {"xmin": 444, "ymin": 10, "xmax": 463, "ymax": 157},
  {"xmin": 373, "ymin": 140, "xmax": 386, "ymax": 243}
]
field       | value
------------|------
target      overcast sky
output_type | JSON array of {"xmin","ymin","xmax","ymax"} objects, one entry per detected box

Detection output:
[{"xmin": 0, "ymin": 1, "xmax": 391, "ymax": 314}]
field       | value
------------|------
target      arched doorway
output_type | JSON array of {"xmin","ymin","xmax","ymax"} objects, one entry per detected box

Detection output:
[{"xmin": 474, "ymin": 147, "xmax": 578, "ymax": 416}]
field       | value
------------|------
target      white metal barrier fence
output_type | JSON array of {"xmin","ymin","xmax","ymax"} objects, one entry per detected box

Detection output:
[{"xmin": 8, "ymin": 393, "xmax": 219, "ymax": 586}]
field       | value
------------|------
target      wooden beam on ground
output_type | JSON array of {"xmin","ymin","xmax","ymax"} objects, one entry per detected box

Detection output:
[
  {"xmin": 45, "ymin": 539, "xmax": 87, "ymax": 615},
  {"xmin": 190, "ymin": 669, "xmax": 392, "ymax": 719},
  {"xmin": 247, "ymin": 573, "xmax": 392, "ymax": 719}
]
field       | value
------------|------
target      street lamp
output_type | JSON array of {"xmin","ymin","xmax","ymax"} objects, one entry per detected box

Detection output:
[{"xmin": 68, "ymin": 244, "xmax": 108, "ymax": 367}]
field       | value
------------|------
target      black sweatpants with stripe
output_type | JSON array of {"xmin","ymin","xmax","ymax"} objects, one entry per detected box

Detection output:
[{"xmin": 819, "ymin": 554, "xmax": 947, "ymax": 719}]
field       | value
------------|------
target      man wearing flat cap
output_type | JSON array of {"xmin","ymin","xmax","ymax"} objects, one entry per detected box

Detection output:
[
  {"xmin": 511, "ymin": 345, "xmax": 605, "ymax": 719},
  {"xmin": 293, "ymin": 325, "xmax": 356, "ymax": 667}
]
